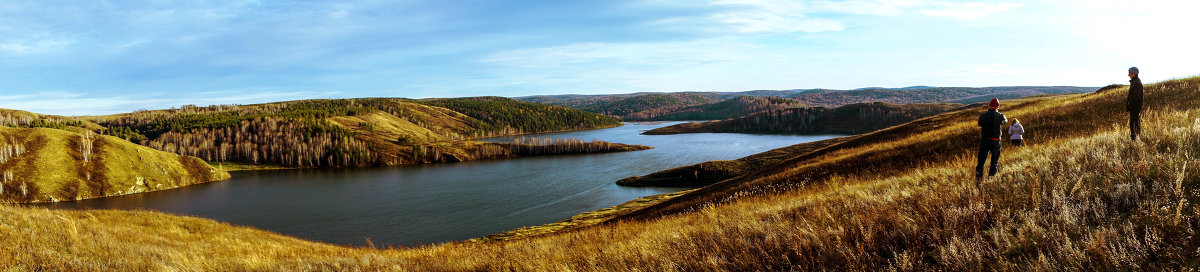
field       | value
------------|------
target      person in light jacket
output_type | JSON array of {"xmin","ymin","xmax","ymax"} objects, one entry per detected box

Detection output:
[{"xmin": 1008, "ymin": 119, "xmax": 1024, "ymax": 146}]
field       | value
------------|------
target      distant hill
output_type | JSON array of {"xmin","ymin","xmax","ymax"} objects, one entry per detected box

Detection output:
[
  {"xmin": 625, "ymin": 96, "xmax": 808, "ymax": 121},
  {"xmin": 83, "ymin": 97, "xmax": 636, "ymax": 168},
  {"xmin": 642, "ymin": 102, "xmax": 963, "ymax": 135},
  {"xmin": 517, "ymin": 86, "xmax": 1094, "ymax": 120},
  {"xmin": 521, "ymin": 93, "xmax": 727, "ymax": 119},
  {"xmin": 0, "ymin": 109, "xmax": 229, "ymax": 203}
]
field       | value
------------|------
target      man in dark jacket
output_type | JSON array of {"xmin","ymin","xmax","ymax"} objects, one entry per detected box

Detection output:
[
  {"xmin": 976, "ymin": 98, "xmax": 1007, "ymax": 181},
  {"xmin": 1127, "ymin": 67, "xmax": 1143, "ymax": 141}
]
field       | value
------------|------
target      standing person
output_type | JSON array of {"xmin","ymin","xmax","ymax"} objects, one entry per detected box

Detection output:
[
  {"xmin": 1008, "ymin": 119, "xmax": 1024, "ymax": 146},
  {"xmin": 1127, "ymin": 67, "xmax": 1144, "ymax": 141},
  {"xmin": 976, "ymin": 98, "xmax": 1007, "ymax": 181}
]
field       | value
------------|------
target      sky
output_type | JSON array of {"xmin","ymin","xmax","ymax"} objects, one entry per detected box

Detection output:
[{"xmin": 1, "ymin": 0, "xmax": 1198, "ymax": 115}]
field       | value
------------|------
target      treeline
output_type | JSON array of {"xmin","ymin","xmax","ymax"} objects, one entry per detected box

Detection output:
[
  {"xmin": 144, "ymin": 117, "xmax": 372, "ymax": 167},
  {"xmin": 92, "ymin": 99, "xmax": 385, "ymax": 140},
  {"xmin": 625, "ymin": 96, "xmax": 807, "ymax": 121},
  {"xmin": 464, "ymin": 137, "xmax": 652, "ymax": 159},
  {"xmin": 0, "ymin": 112, "xmax": 88, "ymax": 130},
  {"xmin": 578, "ymin": 94, "xmax": 723, "ymax": 118},
  {"xmin": 504, "ymin": 137, "xmax": 651, "ymax": 156},
  {"xmin": 645, "ymin": 102, "xmax": 961, "ymax": 135},
  {"xmin": 415, "ymin": 97, "xmax": 622, "ymax": 136}
]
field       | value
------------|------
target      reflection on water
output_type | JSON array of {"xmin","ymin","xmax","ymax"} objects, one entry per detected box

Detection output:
[{"xmin": 42, "ymin": 122, "xmax": 838, "ymax": 246}]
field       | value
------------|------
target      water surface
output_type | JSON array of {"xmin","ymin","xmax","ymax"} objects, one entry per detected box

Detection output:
[{"xmin": 44, "ymin": 122, "xmax": 838, "ymax": 246}]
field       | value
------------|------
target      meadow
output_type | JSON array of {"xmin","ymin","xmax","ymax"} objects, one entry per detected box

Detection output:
[{"xmin": 1, "ymin": 76, "xmax": 1197, "ymax": 270}]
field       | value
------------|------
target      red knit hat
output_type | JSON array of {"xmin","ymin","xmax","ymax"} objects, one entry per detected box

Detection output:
[{"xmin": 988, "ymin": 98, "xmax": 1000, "ymax": 109}]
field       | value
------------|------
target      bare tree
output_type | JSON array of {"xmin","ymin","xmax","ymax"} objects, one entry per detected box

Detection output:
[{"xmin": 80, "ymin": 131, "xmax": 95, "ymax": 163}]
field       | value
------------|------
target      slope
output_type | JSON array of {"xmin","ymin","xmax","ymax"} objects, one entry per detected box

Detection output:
[
  {"xmin": 617, "ymin": 137, "xmax": 853, "ymax": 187},
  {"xmin": 0, "ymin": 113, "xmax": 229, "ymax": 203},
  {"xmin": 789, "ymin": 86, "xmax": 1095, "ymax": 108}
]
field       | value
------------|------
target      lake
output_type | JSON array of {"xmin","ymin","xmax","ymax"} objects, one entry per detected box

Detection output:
[{"xmin": 41, "ymin": 122, "xmax": 839, "ymax": 246}]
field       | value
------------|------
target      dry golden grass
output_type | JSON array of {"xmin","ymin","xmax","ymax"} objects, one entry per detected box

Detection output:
[{"xmin": 1, "ymin": 77, "xmax": 1199, "ymax": 270}]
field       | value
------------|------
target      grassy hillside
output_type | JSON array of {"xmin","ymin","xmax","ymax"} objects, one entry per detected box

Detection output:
[
  {"xmin": 0, "ymin": 77, "xmax": 1192, "ymax": 270},
  {"xmin": 618, "ymin": 137, "xmax": 853, "ymax": 187},
  {"xmin": 644, "ymin": 102, "xmax": 961, "ymax": 135},
  {"xmin": 0, "ymin": 114, "xmax": 229, "ymax": 203},
  {"xmin": 84, "ymin": 97, "xmax": 627, "ymax": 168},
  {"xmin": 790, "ymin": 86, "xmax": 1093, "ymax": 108}
]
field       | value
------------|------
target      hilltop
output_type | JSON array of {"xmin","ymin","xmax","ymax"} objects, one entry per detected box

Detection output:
[
  {"xmin": 83, "ymin": 97, "xmax": 639, "ymax": 168},
  {"xmin": 643, "ymin": 102, "xmax": 962, "ymax": 136},
  {"xmin": 518, "ymin": 86, "xmax": 1093, "ymax": 120},
  {"xmin": 0, "ymin": 109, "xmax": 228, "ymax": 203},
  {"xmin": 1, "ymin": 77, "xmax": 1194, "ymax": 270}
]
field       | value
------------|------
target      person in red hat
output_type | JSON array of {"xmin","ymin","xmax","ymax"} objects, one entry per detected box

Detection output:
[{"xmin": 976, "ymin": 98, "xmax": 1007, "ymax": 181}]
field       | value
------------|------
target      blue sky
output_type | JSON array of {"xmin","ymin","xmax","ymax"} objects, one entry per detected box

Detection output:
[{"xmin": 1, "ymin": 0, "xmax": 1197, "ymax": 115}]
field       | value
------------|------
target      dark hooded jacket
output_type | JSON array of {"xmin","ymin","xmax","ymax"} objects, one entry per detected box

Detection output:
[
  {"xmin": 978, "ymin": 109, "xmax": 1007, "ymax": 140},
  {"xmin": 1127, "ymin": 76, "xmax": 1143, "ymax": 113}
]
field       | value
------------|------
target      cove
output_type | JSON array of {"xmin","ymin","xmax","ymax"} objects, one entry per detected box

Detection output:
[{"xmin": 41, "ymin": 122, "xmax": 839, "ymax": 246}]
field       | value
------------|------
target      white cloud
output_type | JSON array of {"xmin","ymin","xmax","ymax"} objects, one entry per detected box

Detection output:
[
  {"xmin": 0, "ymin": 37, "xmax": 72, "ymax": 55},
  {"xmin": 641, "ymin": 0, "xmax": 851, "ymax": 34},
  {"xmin": 920, "ymin": 2, "xmax": 1021, "ymax": 20},
  {"xmin": 707, "ymin": 0, "xmax": 845, "ymax": 34},
  {"xmin": 328, "ymin": 9, "xmax": 349, "ymax": 19},
  {"xmin": 810, "ymin": 0, "xmax": 922, "ymax": 16},
  {"xmin": 642, "ymin": 0, "xmax": 1023, "ymax": 35},
  {"xmin": 713, "ymin": 12, "xmax": 845, "ymax": 33},
  {"xmin": 481, "ymin": 40, "xmax": 756, "ymax": 69},
  {"xmin": 0, "ymin": 90, "xmax": 340, "ymax": 116}
]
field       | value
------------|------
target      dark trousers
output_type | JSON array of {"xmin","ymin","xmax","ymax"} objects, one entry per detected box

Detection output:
[
  {"xmin": 976, "ymin": 140, "xmax": 1001, "ymax": 179},
  {"xmin": 1010, "ymin": 139, "xmax": 1023, "ymax": 146},
  {"xmin": 1130, "ymin": 111, "xmax": 1141, "ymax": 141}
]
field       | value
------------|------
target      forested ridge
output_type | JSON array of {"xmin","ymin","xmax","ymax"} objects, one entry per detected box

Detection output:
[
  {"xmin": 519, "ymin": 86, "xmax": 1093, "ymax": 121},
  {"xmin": 625, "ymin": 96, "xmax": 808, "ymax": 121},
  {"xmin": 643, "ymin": 102, "xmax": 961, "ymax": 135},
  {"xmin": 415, "ymin": 96, "xmax": 621, "ymax": 135},
  {"xmin": 82, "ymin": 97, "xmax": 624, "ymax": 168}
]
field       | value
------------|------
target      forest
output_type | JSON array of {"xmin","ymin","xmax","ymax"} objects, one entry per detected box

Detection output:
[
  {"xmin": 624, "ymin": 96, "xmax": 808, "ymax": 121},
  {"xmin": 643, "ymin": 102, "xmax": 962, "ymax": 135},
  {"xmin": 415, "ymin": 96, "xmax": 621, "ymax": 136},
  {"xmin": 84, "ymin": 97, "xmax": 623, "ymax": 168}
]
